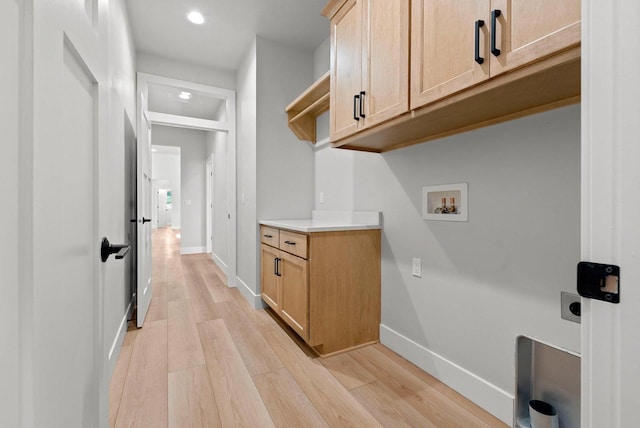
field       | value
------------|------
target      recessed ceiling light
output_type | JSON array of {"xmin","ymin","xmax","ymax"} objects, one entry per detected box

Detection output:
[
  {"xmin": 187, "ymin": 11, "xmax": 205, "ymax": 25},
  {"xmin": 179, "ymin": 91, "xmax": 192, "ymax": 100}
]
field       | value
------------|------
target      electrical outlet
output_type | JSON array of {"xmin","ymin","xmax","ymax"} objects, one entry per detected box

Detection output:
[
  {"xmin": 319, "ymin": 192, "xmax": 324, "ymax": 204},
  {"xmin": 412, "ymin": 258, "xmax": 422, "ymax": 277},
  {"xmin": 561, "ymin": 292, "xmax": 581, "ymax": 324}
]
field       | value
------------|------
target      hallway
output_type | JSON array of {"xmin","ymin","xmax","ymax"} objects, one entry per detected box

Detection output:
[{"xmin": 109, "ymin": 228, "xmax": 505, "ymax": 427}]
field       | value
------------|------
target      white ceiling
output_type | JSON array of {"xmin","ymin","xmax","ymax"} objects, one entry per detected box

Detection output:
[{"xmin": 125, "ymin": 0, "xmax": 330, "ymax": 71}]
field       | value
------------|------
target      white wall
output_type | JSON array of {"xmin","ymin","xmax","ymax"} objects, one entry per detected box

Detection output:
[
  {"xmin": 153, "ymin": 125, "xmax": 207, "ymax": 252},
  {"xmin": 206, "ymin": 131, "xmax": 229, "ymax": 269},
  {"xmin": 235, "ymin": 37, "xmax": 315, "ymax": 304},
  {"xmin": 137, "ymin": 52, "xmax": 236, "ymax": 90},
  {"xmin": 256, "ymin": 37, "xmax": 315, "ymax": 220},
  {"xmin": 0, "ymin": 1, "xmax": 20, "ymax": 425},
  {"xmin": 313, "ymin": 36, "xmax": 330, "ymax": 80},
  {"xmin": 236, "ymin": 39, "xmax": 258, "ymax": 296},
  {"xmin": 314, "ymin": 105, "xmax": 581, "ymax": 423},
  {"xmin": 152, "ymin": 148, "xmax": 181, "ymax": 229}
]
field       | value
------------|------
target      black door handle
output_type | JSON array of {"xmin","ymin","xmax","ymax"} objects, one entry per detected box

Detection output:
[
  {"xmin": 353, "ymin": 94, "xmax": 360, "ymax": 121},
  {"xmin": 142, "ymin": 217, "xmax": 151, "ymax": 223},
  {"xmin": 475, "ymin": 19, "xmax": 485, "ymax": 64},
  {"xmin": 491, "ymin": 10, "xmax": 501, "ymax": 57},
  {"xmin": 359, "ymin": 91, "xmax": 366, "ymax": 118},
  {"xmin": 101, "ymin": 237, "xmax": 131, "ymax": 262}
]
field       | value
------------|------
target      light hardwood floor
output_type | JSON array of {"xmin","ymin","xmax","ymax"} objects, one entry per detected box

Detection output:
[{"xmin": 110, "ymin": 228, "xmax": 507, "ymax": 427}]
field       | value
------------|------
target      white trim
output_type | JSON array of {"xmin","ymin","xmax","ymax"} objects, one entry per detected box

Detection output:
[
  {"xmin": 380, "ymin": 324, "xmax": 513, "ymax": 425},
  {"xmin": 146, "ymin": 111, "xmax": 229, "ymax": 132},
  {"xmin": 137, "ymin": 72, "xmax": 235, "ymax": 100},
  {"xmin": 210, "ymin": 252, "xmax": 228, "ymax": 276},
  {"xmin": 206, "ymin": 155, "xmax": 213, "ymax": 254},
  {"xmin": 108, "ymin": 302, "xmax": 132, "ymax": 361},
  {"xmin": 180, "ymin": 246, "xmax": 206, "ymax": 255},
  {"xmin": 235, "ymin": 276, "xmax": 267, "ymax": 309}
]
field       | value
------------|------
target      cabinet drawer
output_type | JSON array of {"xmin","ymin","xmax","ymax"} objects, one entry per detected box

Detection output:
[
  {"xmin": 260, "ymin": 226, "xmax": 280, "ymax": 247},
  {"xmin": 279, "ymin": 230, "xmax": 308, "ymax": 259}
]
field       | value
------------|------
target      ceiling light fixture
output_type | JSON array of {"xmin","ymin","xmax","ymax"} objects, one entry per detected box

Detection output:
[
  {"xmin": 179, "ymin": 91, "xmax": 192, "ymax": 100},
  {"xmin": 187, "ymin": 11, "xmax": 205, "ymax": 25}
]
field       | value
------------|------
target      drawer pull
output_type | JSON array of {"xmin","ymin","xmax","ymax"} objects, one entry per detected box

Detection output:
[
  {"xmin": 263, "ymin": 234, "xmax": 273, "ymax": 238},
  {"xmin": 284, "ymin": 240, "xmax": 296, "ymax": 245},
  {"xmin": 353, "ymin": 94, "xmax": 360, "ymax": 121}
]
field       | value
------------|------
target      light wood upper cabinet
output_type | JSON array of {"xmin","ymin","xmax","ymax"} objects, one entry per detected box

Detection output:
[
  {"xmin": 330, "ymin": 0, "xmax": 363, "ymax": 141},
  {"xmin": 489, "ymin": 0, "xmax": 581, "ymax": 76},
  {"xmin": 325, "ymin": 0, "xmax": 409, "ymax": 140},
  {"xmin": 410, "ymin": 0, "xmax": 580, "ymax": 111},
  {"xmin": 411, "ymin": 0, "xmax": 490, "ymax": 108},
  {"xmin": 362, "ymin": 0, "xmax": 409, "ymax": 127}
]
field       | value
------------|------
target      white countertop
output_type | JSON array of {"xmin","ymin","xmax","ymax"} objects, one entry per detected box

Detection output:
[{"xmin": 259, "ymin": 210, "xmax": 381, "ymax": 233}]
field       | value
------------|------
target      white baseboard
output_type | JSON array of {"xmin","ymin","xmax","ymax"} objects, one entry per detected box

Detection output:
[
  {"xmin": 180, "ymin": 246, "xmax": 206, "ymax": 255},
  {"xmin": 210, "ymin": 252, "xmax": 228, "ymax": 276},
  {"xmin": 235, "ymin": 276, "xmax": 267, "ymax": 310},
  {"xmin": 380, "ymin": 324, "xmax": 514, "ymax": 426},
  {"xmin": 108, "ymin": 302, "xmax": 132, "ymax": 362}
]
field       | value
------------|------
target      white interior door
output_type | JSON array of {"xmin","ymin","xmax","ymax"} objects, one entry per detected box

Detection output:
[
  {"xmin": 137, "ymin": 109, "xmax": 153, "ymax": 327},
  {"xmin": 27, "ymin": 1, "xmax": 107, "ymax": 425}
]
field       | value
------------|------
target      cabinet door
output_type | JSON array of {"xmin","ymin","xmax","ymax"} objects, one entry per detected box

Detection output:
[
  {"xmin": 330, "ymin": 0, "xmax": 363, "ymax": 141},
  {"xmin": 279, "ymin": 252, "xmax": 309, "ymax": 340},
  {"xmin": 411, "ymin": 0, "xmax": 490, "ymax": 109},
  {"xmin": 361, "ymin": 0, "xmax": 409, "ymax": 128},
  {"xmin": 260, "ymin": 244, "xmax": 280, "ymax": 311},
  {"xmin": 489, "ymin": 0, "xmax": 580, "ymax": 76}
]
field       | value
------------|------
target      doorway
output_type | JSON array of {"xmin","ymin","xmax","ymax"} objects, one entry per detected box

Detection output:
[{"xmin": 137, "ymin": 73, "xmax": 238, "ymax": 303}]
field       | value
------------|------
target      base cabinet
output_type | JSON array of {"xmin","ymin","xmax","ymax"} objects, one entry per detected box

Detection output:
[{"xmin": 260, "ymin": 225, "xmax": 381, "ymax": 356}]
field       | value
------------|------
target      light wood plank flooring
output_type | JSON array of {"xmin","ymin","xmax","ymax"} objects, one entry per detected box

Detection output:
[{"xmin": 110, "ymin": 228, "xmax": 507, "ymax": 427}]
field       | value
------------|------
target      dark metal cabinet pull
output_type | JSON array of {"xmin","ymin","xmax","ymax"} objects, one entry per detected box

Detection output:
[
  {"xmin": 275, "ymin": 258, "xmax": 282, "ymax": 277},
  {"xmin": 359, "ymin": 91, "xmax": 366, "ymax": 118},
  {"xmin": 274, "ymin": 257, "xmax": 278, "ymax": 275},
  {"xmin": 264, "ymin": 234, "xmax": 273, "ymax": 238},
  {"xmin": 491, "ymin": 10, "xmax": 501, "ymax": 57},
  {"xmin": 353, "ymin": 94, "xmax": 360, "ymax": 121},
  {"xmin": 474, "ymin": 20, "xmax": 485, "ymax": 64},
  {"xmin": 284, "ymin": 240, "xmax": 296, "ymax": 245}
]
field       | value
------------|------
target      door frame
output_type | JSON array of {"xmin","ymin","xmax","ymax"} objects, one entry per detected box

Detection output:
[
  {"xmin": 581, "ymin": 0, "xmax": 640, "ymax": 426},
  {"xmin": 137, "ymin": 73, "xmax": 237, "ymax": 287},
  {"xmin": 206, "ymin": 154, "xmax": 213, "ymax": 253}
]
